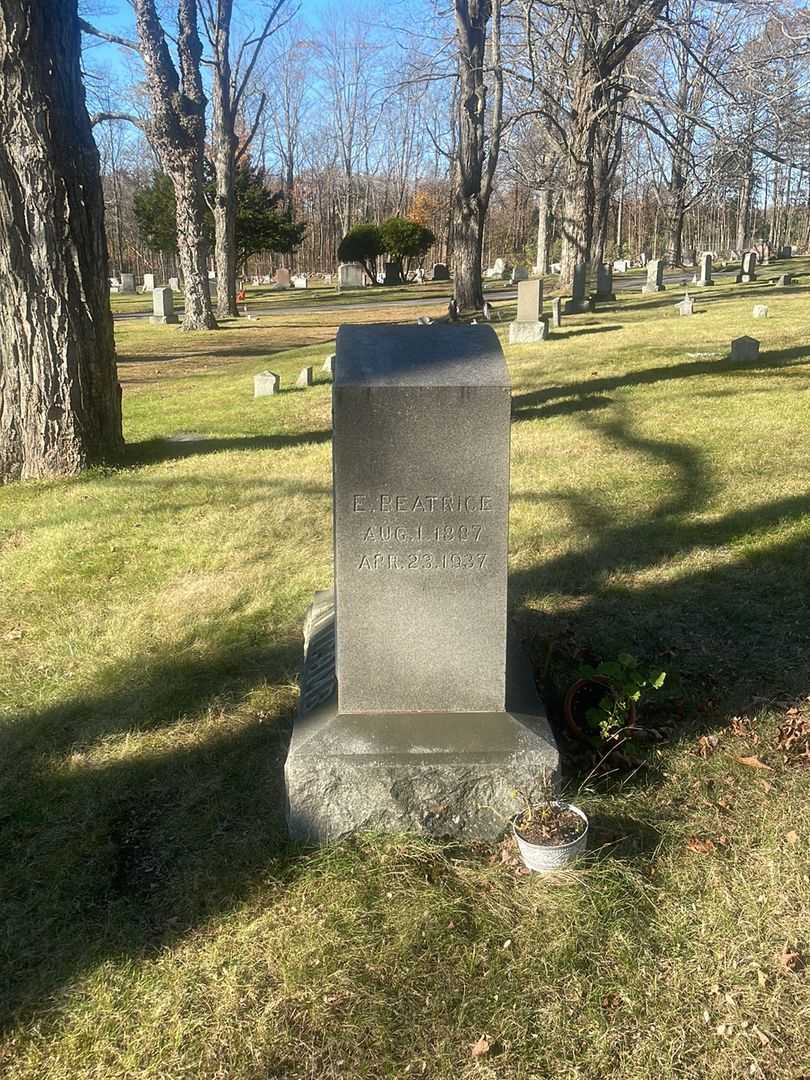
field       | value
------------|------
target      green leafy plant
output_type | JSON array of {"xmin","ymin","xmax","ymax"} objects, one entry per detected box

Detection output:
[{"xmin": 578, "ymin": 653, "xmax": 666, "ymax": 740}]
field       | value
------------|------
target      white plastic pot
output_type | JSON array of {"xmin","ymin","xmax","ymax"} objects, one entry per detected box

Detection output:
[{"xmin": 512, "ymin": 802, "xmax": 589, "ymax": 873}]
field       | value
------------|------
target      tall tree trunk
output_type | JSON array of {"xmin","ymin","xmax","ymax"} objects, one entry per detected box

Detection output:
[
  {"xmin": 534, "ymin": 188, "xmax": 550, "ymax": 274},
  {"xmin": 0, "ymin": 0, "xmax": 123, "ymax": 482},
  {"xmin": 209, "ymin": 0, "xmax": 239, "ymax": 319},
  {"xmin": 736, "ymin": 142, "xmax": 754, "ymax": 252},
  {"xmin": 452, "ymin": 0, "xmax": 502, "ymax": 313},
  {"xmin": 134, "ymin": 0, "xmax": 216, "ymax": 330}
]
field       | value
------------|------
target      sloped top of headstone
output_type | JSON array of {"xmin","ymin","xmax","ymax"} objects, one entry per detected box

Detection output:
[{"xmin": 335, "ymin": 324, "xmax": 509, "ymax": 388}]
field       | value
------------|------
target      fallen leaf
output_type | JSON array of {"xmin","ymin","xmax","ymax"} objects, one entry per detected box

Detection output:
[
  {"xmin": 735, "ymin": 755, "xmax": 772, "ymax": 771},
  {"xmin": 776, "ymin": 943, "xmax": 803, "ymax": 974},
  {"xmin": 754, "ymin": 779, "xmax": 773, "ymax": 793},
  {"xmin": 471, "ymin": 1035, "xmax": 492, "ymax": 1058},
  {"xmin": 756, "ymin": 968, "xmax": 768, "ymax": 987},
  {"xmin": 697, "ymin": 734, "xmax": 720, "ymax": 757},
  {"xmin": 785, "ymin": 830, "xmax": 799, "ymax": 846},
  {"xmin": 687, "ymin": 837, "xmax": 715, "ymax": 854}
]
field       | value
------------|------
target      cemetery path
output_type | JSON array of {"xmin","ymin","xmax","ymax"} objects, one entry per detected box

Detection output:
[{"xmin": 111, "ymin": 267, "xmax": 743, "ymax": 322}]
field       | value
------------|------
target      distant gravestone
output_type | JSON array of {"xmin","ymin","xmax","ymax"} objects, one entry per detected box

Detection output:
[
  {"xmin": 482, "ymin": 300, "xmax": 495, "ymax": 322},
  {"xmin": 551, "ymin": 296, "xmax": 562, "ymax": 328},
  {"xmin": 293, "ymin": 275, "xmax": 309, "ymax": 289},
  {"xmin": 322, "ymin": 353, "xmax": 335, "ymax": 377},
  {"xmin": 275, "ymin": 267, "xmax": 291, "ymax": 288},
  {"xmin": 776, "ymin": 273, "xmax": 793, "ymax": 287},
  {"xmin": 150, "ymin": 287, "xmax": 178, "ymax": 324},
  {"xmin": 338, "ymin": 263, "xmax": 365, "ymax": 289},
  {"xmin": 613, "ymin": 259, "xmax": 629, "ymax": 273},
  {"xmin": 781, "ymin": 245, "xmax": 793, "ymax": 259},
  {"xmin": 642, "ymin": 258, "xmax": 665, "ymax": 294},
  {"xmin": 120, "ymin": 272, "xmax": 135, "ymax": 293},
  {"xmin": 752, "ymin": 304, "xmax": 768, "ymax": 318},
  {"xmin": 448, "ymin": 298, "xmax": 459, "ymax": 321},
  {"xmin": 143, "ymin": 272, "xmax": 155, "ymax": 292},
  {"xmin": 383, "ymin": 262, "xmax": 401, "ymax": 286},
  {"xmin": 595, "ymin": 262, "xmax": 615, "ymax": 301},
  {"xmin": 510, "ymin": 265, "xmax": 529, "ymax": 284},
  {"xmin": 509, "ymin": 278, "xmax": 547, "ymax": 343},
  {"xmin": 285, "ymin": 324, "xmax": 558, "ymax": 842},
  {"xmin": 730, "ymin": 336, "xmax": 759, "ymax": 363},
  {"xmin": 697, "ymin": 252, "xmax": 713, "ymax": 287},
  {"xmin": 168, "ymin": 276, "xmax": 180, "ymax": 291},
  {"xmin": 491, "ymin": 257, "xmax": 507, "ymax": 279},
  {"xmin": 737, "ymin": 251, "xmax": 757, "ymax": 284},
  {"xmin": 550, "ymin": 261, "xmax": 561, "ymax": 274},
  {"xmin": 254, "ymin": 370, "xmax": 280, "ymax": 396},
  {"xmin": 563, "ymin": 263, "xmax": 588, "ymax": 314},
  {"xmin": 296, "ymin": 366, "xmax": 314, "ymax": 387},
  {"xmin": 675, "ymin": 293, "xmax": 694, "ymax": 316},
  {"xmin": 431, "ymin": 262, "xmax": 450, "ymax": 282}
]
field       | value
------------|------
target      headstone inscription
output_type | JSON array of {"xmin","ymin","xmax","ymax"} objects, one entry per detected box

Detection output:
[
  {"xmin": 697, "ymin": 252, "xmax": 713, "ymax": 287},
  {"xmin": 150, "ymin": 286, "xmax": 178, "ymax": 324},
  {"xmin": 509, "ymin": 279, "xmax": 547, "ymax": 343},
  {"xmin": 285, "ymin": 325, "xmax": 558, "ymax": 842},
  {"xmin": 254, "ymin": 370, "xmax": 280, "ymax": 396},
  {"xmin": 642, "ymin": 258, "xmax": 665, "ymax": 294}
]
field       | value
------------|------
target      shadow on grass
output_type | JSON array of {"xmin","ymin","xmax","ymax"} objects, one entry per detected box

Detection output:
[
  {"xmin": 124, "ymin": 429, "xmax": 331, "ymax": 466},
  {"xmin": 0, "ymin": 607, "xmax": 301, "ymax": 1032},
  {"xmin": 511, "ymin": 403, "xmax": 810, "ymax": 728}
]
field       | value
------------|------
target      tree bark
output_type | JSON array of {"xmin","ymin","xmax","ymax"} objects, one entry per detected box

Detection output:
[
  {"xmin": 452, "ymin": 0, "xmax": 502, "ymax": 312},
  {"xmin": 0, "ymin": 0, "xmax": 123, "ymax": 482},
  {"xmin": 209, "ymin": 0, "xmax": 239, "ymax": 318},
  {"xmin": 134, "ymin": 0, "xmax": 216, "ymax": 330},
  {"xmin": 534, "ymin": 188, "xmax": 551, "ymax": 274}
]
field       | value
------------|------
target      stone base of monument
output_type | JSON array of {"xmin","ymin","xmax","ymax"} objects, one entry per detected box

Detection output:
[
  {"xmin": 149, "ymin": 314, "xmax": 179, "ymax": 324},
  {"xmin": 641, "ymin": 284, "xmax": 665, "ymax": 295},
  {"xmin": 508, "ymin": 319, "xmax": 549, "ymax": 344},
  {"xmin": 286, "ymin": 590, "xmax": 559, "ymax": 843},
  {"xmin": 562, "ymin": 298, "xmax": 592, "ymax": 315}
]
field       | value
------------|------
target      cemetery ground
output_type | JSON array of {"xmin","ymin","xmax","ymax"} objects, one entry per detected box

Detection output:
[{"xmin": 2, "ymin": 273, "xmax": 810, "ymax": 1079}]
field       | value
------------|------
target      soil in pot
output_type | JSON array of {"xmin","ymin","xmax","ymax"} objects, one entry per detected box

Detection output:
[{"xmin": 514, "ymin": 805, "xmax": 586, "ymax": 847}]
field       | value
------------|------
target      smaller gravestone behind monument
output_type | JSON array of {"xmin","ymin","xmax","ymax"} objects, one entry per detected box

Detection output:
[
  {"xmin": 697, "ymin": 253, "xmax": 713, "ymax": 287},
  {"xmin": 731, "ymin": 336, "xmax": 759, "ymax": 363},
  {"xmin": 675, "ymin": 293, "xmax": 694, "ymax": 316},
  {"xmin": 509, "ymin": 279, "xmax": 547, "ymax": 343},
  {"xmin": 275, "ymin": 267, "xmax": 291, "ymax": 288},
  {"xmin": 322, "ymin": 354, "xmax": 335, "ymax": 376},
  {"xmin": 563, "ymin": 264, "xmax": 588, "ymax": 314},
  {"xmin": 596, "ymin": 263, "xmax": 615, "ymax": 301},
  {"xmin": 168, "ymin": 276, "xmax": 180, "ymax": 291},
  {"xmin": 150, "ymin": 287, "xmax": 178, "ymax": 325},
  {"xmin": 510, "ymin": 266, "xmax": 528, "ymax": 284},
  {"xmin": 431, "ymin": 262, "xmax": 450, "ymax": 282},
  {"xmin": 383, "ymin": 263, "xmax": 401, "ymax": 286},
  {"xmin": 776, "ymin": 273, "xmax": 793, "ymax": 287},
  {"xmin": 254, "ymin": 370, "xmax": 280, "ymax": 396},
  {"xmin": 642, "ymin": 258, "xmax": 665, "ymax": 294},
  {"xmin": 296, "ymin": 366, "xmax": 313, "ymax": 387},
  {"xmin": 338, "ymin": 263, "xmax": 365, "ymax": 289},
  {"xmin": 737, "ymin": 251, "xmax": 757, "ymax": 283},
  {"xmin": 120, "ymin": 272, "xmax": 135, "ymax": 293},
  {"xmin": 143, "ymin": 273, "xmax": 155, "ymax": 292},
  {"xmin": 551, "ymin": 296, "xmax": 562, "ymax": 328}
]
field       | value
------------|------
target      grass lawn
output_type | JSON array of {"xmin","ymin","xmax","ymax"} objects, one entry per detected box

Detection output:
[
  {"xmin": 109, "ymin": 278, "xmax": 516, "ymax": 317},
  {"xmin": 1, "ymin": 271, "xmax": 810, "ymax": 1079}
]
